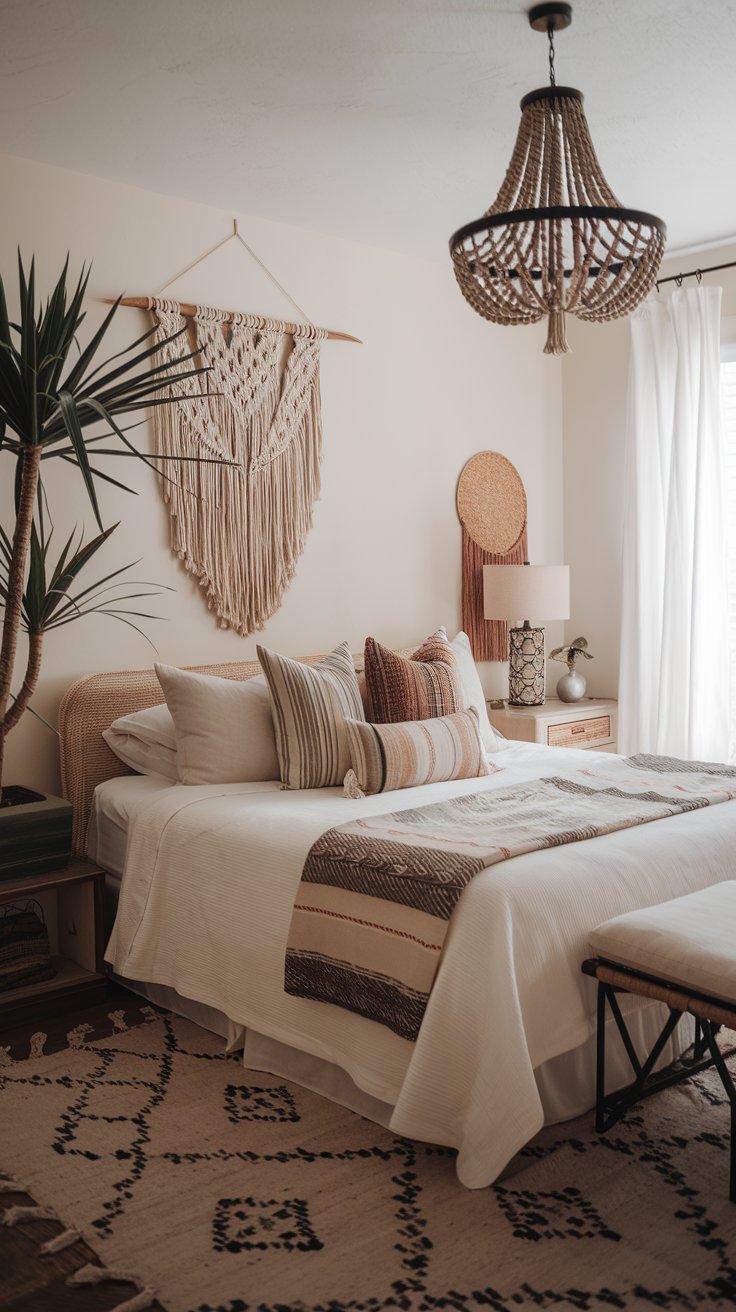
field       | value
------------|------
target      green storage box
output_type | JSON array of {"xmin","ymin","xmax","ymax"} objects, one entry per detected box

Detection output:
[{"xmin": 0, "ymin": 789, "xmax": 73, "ymax": 882}]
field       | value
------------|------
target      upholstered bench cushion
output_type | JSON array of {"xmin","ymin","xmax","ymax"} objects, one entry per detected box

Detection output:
[{"xmin": 589, "ymin": 881, "xmax": 736, "ymax": 1007}]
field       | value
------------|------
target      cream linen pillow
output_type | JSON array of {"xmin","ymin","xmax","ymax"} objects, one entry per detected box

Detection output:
[
  {"xmin": 257, "ymin": 640, "xmax": 365, "ymax": 789},
  {"xmin": 102, "ymin": 702, "xmax": 179, "ymax": 781},
  {"xmin": 102, "ymin": 727, "xmax": 178, "ymax": 782},
  {"xmin": 450, "ymin": 630, "xmax": 506, "ymax": 752},
  {"xmin": 343, "ymin": 707, "xmax": 490, "ymax": 798},
  {"xmin": 154, "ymin": 664, "xmax": 279, "ymax": 785},
  {"xmin": 107, "ymin": 702, "xmax": 177, "ymax": 752}
]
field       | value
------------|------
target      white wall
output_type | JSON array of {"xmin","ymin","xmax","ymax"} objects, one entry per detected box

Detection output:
[
  {"xmin": 0, "ymin": 152, "xmax": 564, "ymax": 795},
  {"xmin": 562, "ymin": 241, "xmax": 736, "ymax": 699}
]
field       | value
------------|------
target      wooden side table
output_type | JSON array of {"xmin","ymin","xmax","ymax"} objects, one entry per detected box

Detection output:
[
  {"xmin": 0, "ymin": 858, "xmax": 107, "ymax": 1029},
  {"xmin": 488, "ymin": 696, "xmax": 618, "ymax": 752}
]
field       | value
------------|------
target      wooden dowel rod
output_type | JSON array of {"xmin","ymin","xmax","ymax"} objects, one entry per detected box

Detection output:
[{"xmin": 103, "ymin": 297, "xmax": 362, "ymax": 344}]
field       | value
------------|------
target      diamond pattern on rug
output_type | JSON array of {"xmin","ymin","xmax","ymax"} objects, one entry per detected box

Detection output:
[
  {"xmin": 493, "ymin": 1182, "xmax": 622, "ymax": 1243},
  {"xmin": 2, "ymin": 1013, "xmax": 736, "ymax": 1311},
  {"xmin": 212, "ymin": 1196, "xmax": 322, "ymax": 1253},
  {"xmin": 224, "ymin": 1083, "xmax": 299, "ymax": 1124}
]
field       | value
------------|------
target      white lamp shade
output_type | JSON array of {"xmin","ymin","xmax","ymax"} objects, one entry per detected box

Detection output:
[{"xmin": 483, "ymin": 564, "xmax": 570, "ymax": 623}]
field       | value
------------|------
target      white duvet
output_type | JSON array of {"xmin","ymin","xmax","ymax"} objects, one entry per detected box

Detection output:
[{"xmin": 105, "ymin": 743, "xmax": 736, "ymax": 1187}]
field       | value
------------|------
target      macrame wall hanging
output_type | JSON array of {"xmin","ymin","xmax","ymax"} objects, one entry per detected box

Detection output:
[
  {"xmin": 456, "ymin": 451, "xmax": 528, "ymax": 661},
  {"xmin": 115, "ymin": 221, "xmax": 360, "ymax": 636}
]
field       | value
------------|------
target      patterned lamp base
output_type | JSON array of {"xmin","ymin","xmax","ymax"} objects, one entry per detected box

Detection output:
[{"xmin": 508, "ymin": 625, "xmax": 545, "ymax": 706}]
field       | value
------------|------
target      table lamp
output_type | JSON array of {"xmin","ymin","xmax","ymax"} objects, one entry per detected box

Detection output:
[{"xmin": 483, "ymin": 563, "xmax": 570, "ymax": 706}]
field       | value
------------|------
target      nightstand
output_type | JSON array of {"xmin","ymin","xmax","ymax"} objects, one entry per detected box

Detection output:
[
  {"xmin": 0, "ymin": 858, "xmax": 107, "ymax": 1029},
  {"xmin": 488, "ymin": 697, "xmax": 618, "ymax": 752}
]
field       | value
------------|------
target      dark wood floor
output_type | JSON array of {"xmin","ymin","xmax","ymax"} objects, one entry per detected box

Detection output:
[
  {"xmin": 0, "ymin": 984, "xmax": 168, "ymax": 1311},
  {"xmin": 0, "ymin": 982, "xmax": 162, "ymax": 1061}
]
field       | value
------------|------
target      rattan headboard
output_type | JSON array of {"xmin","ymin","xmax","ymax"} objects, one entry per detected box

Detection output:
[
  {"xmin": 58, "ymin": 649, "xmax": 413, "ymax": 857},
  {"xmin": 59, "ymin": 659, "xmax": 264, "ymax": 854}
]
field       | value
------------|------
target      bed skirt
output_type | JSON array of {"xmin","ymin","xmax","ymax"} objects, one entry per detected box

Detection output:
[{"xmin": 109, "ymin": 969, "xmax": 693, "ymax": 1137}]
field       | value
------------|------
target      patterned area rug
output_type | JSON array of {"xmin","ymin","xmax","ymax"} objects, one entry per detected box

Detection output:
[{"xmin": 1, "ymin": 1012, "xmax": 735, "ymax": 1312}]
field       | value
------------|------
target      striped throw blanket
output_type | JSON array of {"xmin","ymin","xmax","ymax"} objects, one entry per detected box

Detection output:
[{"xmin": 284, "ymin": 754, "xmax": 736, "ymax": 1040}]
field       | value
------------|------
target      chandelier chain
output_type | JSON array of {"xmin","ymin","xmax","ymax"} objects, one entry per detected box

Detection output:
[{"xmin": 548, "ymin": 23, "xmax": 556, "ymax": 87}]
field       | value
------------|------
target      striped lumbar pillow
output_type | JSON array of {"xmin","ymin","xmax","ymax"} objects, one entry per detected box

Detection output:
[
  {"xmin": 363, "ymin": 627, "xmax": 462, "ymax": 723},
  {"xmin": 257, "ymin": 641, "xmax": 365, "ymax": 789},
  {"xmin": 343, "ymin": 706, "xmax": 490, "ymax": 798}
]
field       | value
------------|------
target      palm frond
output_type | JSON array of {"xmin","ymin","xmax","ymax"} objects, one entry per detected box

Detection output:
[{"xmin": 0, "ymin": 519, "xmax": 168, "ymax": 645}]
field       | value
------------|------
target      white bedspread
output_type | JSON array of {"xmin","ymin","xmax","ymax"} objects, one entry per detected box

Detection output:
[{"xmin": 105, "ymin": 743, "xmax": 736, "ymax": 1187}]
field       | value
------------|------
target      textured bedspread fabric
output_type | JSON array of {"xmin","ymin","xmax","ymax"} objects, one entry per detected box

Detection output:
[
  {"xmin": 104, "ymin": 744, "xmax": 736, "ymax": 1188},
  {"xmin": 285, "ymin": 756, "xmax": 736, "ymax": 1042}
]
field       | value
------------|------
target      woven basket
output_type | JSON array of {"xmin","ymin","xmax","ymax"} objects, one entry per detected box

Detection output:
[{"xmin": 0, "ymin": 900, "xmax": 55, "ymax": 992}]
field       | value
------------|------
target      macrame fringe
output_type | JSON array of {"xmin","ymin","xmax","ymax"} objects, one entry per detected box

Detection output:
[
  {"xmin": 41, "ymin": 1226, "xmax": 82, "ymax": 1253},
  {"xmin": 461, "ymin": 525, "xmax": 528, "ymax": 661},
  {"xmin": 150, "ymin": 303, "xmax": 323, "ymax": 636},
  {"xmin": 29, "ymin": 1031, "xmax": 46, "ymax": 1058},
  {"xmin": 3, "ymin": 1203, "xmax": 58, "ymax": 1225},
  {"xmin": 1, "ymin": 1179, "xmax": 154, "ymax": 1310},
  {"xmin": 1, "ymin": 1186, "xmax": 153, "ymax": 1306},
  {"xmin": 67, "ymin": 1264, "xmax": 156, "ymax": 1312},
  {"xmin": 545, "ymin": 308, "xmax": 569, "ymax": 355}
]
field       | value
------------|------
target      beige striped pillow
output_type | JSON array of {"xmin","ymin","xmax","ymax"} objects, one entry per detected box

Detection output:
[
  {"xmin": 257, "ymin": 641, "xmax": 365, "ymax": 789},
  {"xmin": 343, "ymin": 706, "xmax": 490, "ymax": 798}
]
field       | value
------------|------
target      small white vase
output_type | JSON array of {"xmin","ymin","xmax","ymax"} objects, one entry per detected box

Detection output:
[{"xmin": 557, "ymin": 668, "xmax": 586, "ymax": 702}]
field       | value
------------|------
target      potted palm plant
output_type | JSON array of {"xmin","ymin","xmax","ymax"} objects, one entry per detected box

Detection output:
[{"xmin": 0, "ymin": 254, "xmax": 206, "ymax": 878}]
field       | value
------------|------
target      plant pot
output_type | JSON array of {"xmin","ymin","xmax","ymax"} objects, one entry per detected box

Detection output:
[
  {"xmin": 0, "ymin": 787, "xmax": 73, "ymax": 882},
  {"xmin": 557, "ymin": 669, "xmax": 587, "ymax": 703}
]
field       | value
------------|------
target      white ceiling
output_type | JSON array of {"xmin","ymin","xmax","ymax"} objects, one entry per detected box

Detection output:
[{"xmin": 1, "ymin": 0, "xmax": 735, "ymax": 261}]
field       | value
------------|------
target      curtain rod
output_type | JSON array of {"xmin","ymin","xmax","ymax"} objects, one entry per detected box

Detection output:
[{"xmin": 657, "ymin": 259, "xmax": 736, "ymax": 288}]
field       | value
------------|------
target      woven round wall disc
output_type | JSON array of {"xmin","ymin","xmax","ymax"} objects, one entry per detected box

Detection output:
[{"xmin": 456, "ymin": 451, "xmax": 527, "ymax": 554}]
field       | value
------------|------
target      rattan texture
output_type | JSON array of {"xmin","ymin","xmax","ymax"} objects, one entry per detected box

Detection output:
[
  {"xmin": 594, "ymin": 962, "xmax": 736, "ymax": 1031},
  {"xmin": 456, "ymin": 452, "xmax": 527, "ymax": 556},
  {"xmin": 58, "ymin": 650, "xmax": 416, "ymax": 856},
  {"xmin": 456, "ymin": 452, "xmax": 528, "ymax": 662}
]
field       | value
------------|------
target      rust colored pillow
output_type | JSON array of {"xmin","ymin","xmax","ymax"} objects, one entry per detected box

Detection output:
[{"xmin": 363, "ymin": 627, "xmax": 463, "ymax": 723}]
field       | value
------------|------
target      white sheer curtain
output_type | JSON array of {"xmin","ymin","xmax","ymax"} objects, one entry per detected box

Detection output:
[{"xmin": 619, "ymin": 286, "xmax": 730, "ymax": 760}]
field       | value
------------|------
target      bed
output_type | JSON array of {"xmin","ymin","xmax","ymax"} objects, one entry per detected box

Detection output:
[{"xmin": 59, "ymin": 656, "xmax": 736, "ymax": 1188}]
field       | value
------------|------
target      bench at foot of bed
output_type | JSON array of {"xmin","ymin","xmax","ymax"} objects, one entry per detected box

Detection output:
[{"xmin": 584, "ymin": 881, "xmax": 736, "ymax": 1202}]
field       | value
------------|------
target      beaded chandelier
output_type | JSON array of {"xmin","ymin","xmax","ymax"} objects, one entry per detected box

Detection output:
[{"xmin": 449, "ymin": 3, "xmax": 666, "ymax": 355}]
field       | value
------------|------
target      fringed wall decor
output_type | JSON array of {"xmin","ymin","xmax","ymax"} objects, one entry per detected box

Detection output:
[
  {"xmin": 114, "ymin": 220, "xmax": 360, "ymax": 636},
  {"xmin": 456, "ymin": 452, "xmax": 528, "ymax": 661},
  {"xmin": 148, "ymin": 300, "xmax": 326, "ymax": 635}
]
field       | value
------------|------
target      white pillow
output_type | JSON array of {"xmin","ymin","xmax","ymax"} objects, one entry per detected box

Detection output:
[
  {"xmin": 154, "ymin": 664, "xmax": 279, "ymax": 785},
  {"xmin": 103, "ymin": 725, "xmax": 179, "ymax": 782},
  {"xmin": 450, "ymin": 630, "xmax": 506, "ymax": 752},
  {"xmin": 108, "ymin": 702, "xmax": 177, "ymax": 752}
]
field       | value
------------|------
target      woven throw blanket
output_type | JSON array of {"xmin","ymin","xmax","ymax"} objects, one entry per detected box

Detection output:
[{"xmin": 285, "ymin": 753, "xmax": 736, "ymax": 1041}]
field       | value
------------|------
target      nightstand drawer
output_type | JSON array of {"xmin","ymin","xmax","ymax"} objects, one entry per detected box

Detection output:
[{"xmin": 548, "ymin": 715, "xmax": 611, "ymax": 748}]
